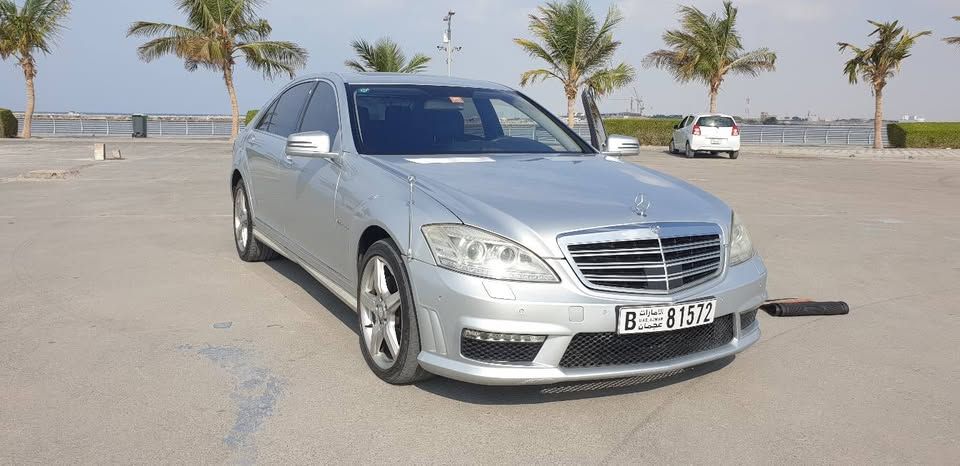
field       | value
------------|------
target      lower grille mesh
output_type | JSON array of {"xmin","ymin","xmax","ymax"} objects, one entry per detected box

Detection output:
[
  {"xmin": 461, "ymin": 338, "xmax": 543, "ymax": 363},
  {"xmin": 740, "ymin": 310, "xmax": 758, "ymax": 330},
  {"xmin": 559, "ymin": 315, "xmax": 735, "ymax": 368}
]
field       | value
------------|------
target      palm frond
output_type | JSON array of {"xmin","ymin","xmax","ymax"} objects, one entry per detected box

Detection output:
[
  {"xmin": 645, "ymin": 0, "xmax": 774, "ymax": 102},
  {"xmin": 582, "ymin": 62, "xmax": 636, "ymax": 96},
  {"xmin": 344, "ymin": 37, "xmax": 429, "ymax": 73},
  {"xmin": 839, "ymin": 20, "xmax": 930, "ymax": 90},
  {"xmin": 514, "ymin": 0, "xmax": 632, "ymax": 96},
  {"xmin": 0, "ymin": 0, "xmax": 70, "ymax": 58},
  {"xmin": 944, "ymin": 16, "xmax": 959, "ymax": 46},
  {"xmin": 236, "ymin": 40, "xmax": 308, "ymax": 79}
]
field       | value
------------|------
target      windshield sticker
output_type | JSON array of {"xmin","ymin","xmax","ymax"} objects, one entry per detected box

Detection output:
[{"xmin": 405, "ymin": 157, "xmax": 495, "ymax": 164}]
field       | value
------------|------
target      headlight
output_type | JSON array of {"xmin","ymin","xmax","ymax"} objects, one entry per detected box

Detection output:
[
  {"xmin": 729, "ymin": 212, "xmax": 755, "ymax": 266},
  {"xmin": 421, "ymin": 224, "xmax": 558, "ymax": 282}
]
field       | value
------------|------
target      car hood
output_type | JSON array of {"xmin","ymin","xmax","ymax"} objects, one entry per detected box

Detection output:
[{"xmin": 378, "ymin": 154, "xmax": 732, "ymax": 258}]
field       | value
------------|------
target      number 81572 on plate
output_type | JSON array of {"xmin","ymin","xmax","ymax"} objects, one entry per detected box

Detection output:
[{"xmin": 617, "ymin": 299, "xmax": 717, "ymax": 334}]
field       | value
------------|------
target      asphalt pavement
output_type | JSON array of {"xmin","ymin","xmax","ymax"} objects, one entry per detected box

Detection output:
[{"xmin": 1, "ymin": 139, "xmax": 957, "ymax": 464}]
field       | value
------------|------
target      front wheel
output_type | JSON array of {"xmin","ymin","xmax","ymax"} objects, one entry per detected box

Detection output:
[
  {"xmin": 669, "ymin": 139, "xmax": 677, "ymax": 154},
  {"xmin": 357, "ymin": 240, "xmax": 432, "ymax": 385}
]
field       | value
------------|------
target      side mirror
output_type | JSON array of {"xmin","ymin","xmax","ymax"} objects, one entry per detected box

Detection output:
[
  {"xmin": 286, "ymin": 131, "xmax": 337, "ymax": 159},
  {"xmin": 604, "ymin": 134, "xmax": 641, "ymax": 156}
]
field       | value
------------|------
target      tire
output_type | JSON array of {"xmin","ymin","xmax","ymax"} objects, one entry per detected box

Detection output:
[
  {"xmin": 233, "ymin": 181, "xmax": 279, "ymax": 262},
  {"xmin": 669, "ymin": 139, "xmax": 677, "ymax": 154},
  {"xmin": 685, "ymin": 142, "xmax": 695, "ymax": 159},
  {"xmin": 730, "ymin": 151, "xmax": 740, "ymax": 160},
  {"xmin": 357, "ymin": 240, "xmax": 432, "ymax": 385}
]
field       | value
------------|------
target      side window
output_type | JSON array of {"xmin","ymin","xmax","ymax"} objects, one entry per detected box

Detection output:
[
  {"xmin": 256, "ymin": 100, "xmax": 278, "ymax": 132},
  {"xmin": 488, "ymin": 99, "xmax": 566, "ymax": 151},
  {"xmin": 267, "ymin": 82, "xmax": 316, "ymax": 138},
  {"xmin": 299, "ymin": 82, "xmax": 340, "ymax": 147}
]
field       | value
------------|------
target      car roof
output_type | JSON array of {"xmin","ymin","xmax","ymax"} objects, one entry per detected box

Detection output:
[
  {"xmin": 304, "ymin": 72, "xmax": 514, "ymax": 91},
  {"xmin": 692, "ymin": 113, "xmax": 736, "ymax": 119}
]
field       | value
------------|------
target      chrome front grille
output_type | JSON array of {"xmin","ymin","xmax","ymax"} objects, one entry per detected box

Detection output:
[{"xmin": 561, "ymin": 224, "xmax": 724, "ymax": 293}]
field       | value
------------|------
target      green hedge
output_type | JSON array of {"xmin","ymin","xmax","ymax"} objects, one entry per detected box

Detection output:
[
  {"xmin": 603, "ymin": 118, "xmax": 680, "ymax": 146},
  {"xmin": 887, "ymin": 122, "xmax": 960, "ymax": 148},
  {"xmin": 0, "ymin": 108, "xmax": 17, "ymax": 138},
  {"xmin": 245, "ymin": 110, "xmax": 258, "ymax": 125}
]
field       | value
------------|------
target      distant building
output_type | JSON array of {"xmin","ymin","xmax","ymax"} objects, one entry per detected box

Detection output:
[{"xmin": 900, "ymin": 115, "xmax": 926, "ymax": 122}]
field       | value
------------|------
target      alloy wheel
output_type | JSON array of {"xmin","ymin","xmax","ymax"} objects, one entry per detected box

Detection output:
[
  {"xmin": 234, "ymin": 188, "xmax": 250, "ymax": 251},
  {"xmin": 359, "ymin": 256, "xmax": 402, "ymax": 370}
]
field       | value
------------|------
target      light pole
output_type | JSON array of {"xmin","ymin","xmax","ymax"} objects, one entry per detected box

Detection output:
[{"xmin": 437, "ymin": 11, "xmax": 463, "ymax": 76}]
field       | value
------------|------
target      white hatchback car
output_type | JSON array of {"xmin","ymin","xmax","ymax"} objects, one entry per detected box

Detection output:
[{"xmin": 669, "ymin": 114, "xmax": 741, "ymax": 159}]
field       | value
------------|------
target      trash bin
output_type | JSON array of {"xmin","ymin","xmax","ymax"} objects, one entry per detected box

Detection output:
[{"xmin": 132, "ymin": 114, "xmax": 148, "ymax": 138}]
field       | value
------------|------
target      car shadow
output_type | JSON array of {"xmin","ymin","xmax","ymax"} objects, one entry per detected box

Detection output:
[
  {"xmin": 415, "ymin": 356, "xmax": 734, "ymax": 405},
  {"xmin": 265, "ymin": 258, "xmax": 359, "ymax": 336},
  {"xmin": 263, "ymin": 258, "xmax": 736, "ymax": 402},
  {"xmin": 662, "ymin": 149, "xmax": 732, "ymax": 160}
]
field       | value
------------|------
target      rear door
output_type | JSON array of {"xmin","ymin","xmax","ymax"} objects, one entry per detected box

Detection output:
[{"xmin": 246, "ymin": 81, "xmax": 316, "ymax": 239}]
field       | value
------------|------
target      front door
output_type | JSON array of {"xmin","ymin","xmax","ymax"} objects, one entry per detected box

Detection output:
[{"xmin": 284, "ymin": 80, "xmax": 346, "ymax": 282}]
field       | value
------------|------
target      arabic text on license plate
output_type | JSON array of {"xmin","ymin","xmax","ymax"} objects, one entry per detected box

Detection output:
[
  {"xmin": 617, "ymin": 299, "xmax": 716, "ymax": 334},
  {"xmin": 710, "ymin": 139, "xmax": 722, "ymax": 144}
]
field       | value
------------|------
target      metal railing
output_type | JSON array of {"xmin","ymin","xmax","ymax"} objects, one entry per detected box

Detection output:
[
  {"xmin": 13, "ymin": 115, "xmax": 888, "ymax": 147},
  {"xmin": 15, "ymin": 115, "xmax": 241, "ymax": 138},
  {"xmin": 738, "ymin": 125, "xmax": 887, "ymax": 147}
]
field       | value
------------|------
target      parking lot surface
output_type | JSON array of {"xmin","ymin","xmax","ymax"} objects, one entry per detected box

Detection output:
[{"xmin": 1, "ymin": 139, "xmax": 958, "ymax": 464}]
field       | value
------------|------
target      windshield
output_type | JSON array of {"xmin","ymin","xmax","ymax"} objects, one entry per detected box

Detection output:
[
  {"xmin": 697, "ymin": 116, "xmax": 736, "ymax": 127},
  {"xmin": 345, "ymin": 85, "xmax": 590, "ymax": 155}
]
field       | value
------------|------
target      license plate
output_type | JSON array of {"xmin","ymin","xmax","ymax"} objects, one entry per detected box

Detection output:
[
  {"xmin": 617, "ymin": 299, "xmax": 716, "ymax": 334},
  {"xmin": 710, "ymin": 139, "xmax": 722, "ymax": 144}
]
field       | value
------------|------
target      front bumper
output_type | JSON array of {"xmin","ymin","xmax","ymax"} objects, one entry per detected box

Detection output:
[{"xmin": 409, "ymin": 254, "xmax": 768, "ymax": 385}]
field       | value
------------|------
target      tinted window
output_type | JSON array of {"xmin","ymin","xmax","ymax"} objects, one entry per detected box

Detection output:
[
  {"xmin": 268, "ymin": 82, "xmax": 315, "ymax": 137},
  {"xmin": 346, "ymin": 85, "xmax": 589, "ymax": 155},
  {"xmin": 256, "ymin": 100, "xmax": 279, "ymax": 132},
  {"xmin": 300, "ymin": 81, "xmax": 340, "ymax": 146},
  {"xmin": 697, "ymin": 116, "xmax": 736, "ymax": 127}
]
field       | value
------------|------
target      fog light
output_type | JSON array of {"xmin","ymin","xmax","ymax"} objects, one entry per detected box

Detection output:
[{"xmin": 462, "ymin": 329, "xmax": 546, "ymax": 343}]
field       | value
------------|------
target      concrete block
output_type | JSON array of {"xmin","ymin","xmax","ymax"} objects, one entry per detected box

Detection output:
[
  {"xmin": 109, "ymin": 149, "xmax": 123, "ymax": 160},
  {"xmin": 93, "ymin": 143, "xmax": 106, "ymax": 161}
]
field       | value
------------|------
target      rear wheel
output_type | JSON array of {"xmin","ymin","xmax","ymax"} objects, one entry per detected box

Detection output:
[
  {"xmin": 685, "ymin": 142, "xmax": 695, "ymax": 159},
  {"xmin": 730, "ymin": 151, "xmax": 740, "ymax": 159},
  {"xmin": 233, "ymin": 181, "xmax": 278, "ymax": 262},
  {"xmin": 357, "ymin": 240, "xmax": 432, "ymax": 385}
]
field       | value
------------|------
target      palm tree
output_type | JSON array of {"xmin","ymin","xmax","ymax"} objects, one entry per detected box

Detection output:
[
  {"xmin": 0, "ymin": 0, "xmax": 71, "ymax": 139},
  {"xmin": 839, "ymin": 20, "xmax": 931, "ymax": 149},
  {"xmin": 128, "ymin": 0, "xmax": 308, "ymax": 139},
  {"xmin": 945, "ymin": 16, "xmax": 960, "ymax": 46},
  {"xmin": 513, "ymin": 0, "xmax": 635, "ymax": 126},
  {"xmin": 644, "ymin": 1, "xmax": 776, "ymax": 113},
  {"xmin": 344, "ymin": 37, "xmax": 431, "ymax": 73}
]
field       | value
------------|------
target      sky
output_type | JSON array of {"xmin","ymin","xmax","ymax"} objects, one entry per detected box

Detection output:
[{"xmin": 1, "ymin": 0, "xmax": 958, "ymax": 120}]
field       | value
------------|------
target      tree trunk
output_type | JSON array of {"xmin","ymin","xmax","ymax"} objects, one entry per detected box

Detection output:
[
  {"xmin": 709, "ymin": 90, "xmax": 718, "ymax": 113},
  {"xmin": 22, "ymin": 60, "xmax": 36, "ymax": 139},
  {"xmin": 566, "ymin": 95, "xmax": 576, "ymax": 127},
  {"xmin": 873, "ymin": 86, "xmax": 884, "ymax": 150},
  {"xmin": 223, "ymin": 64, "xmax": 240, "ymax": 140}
]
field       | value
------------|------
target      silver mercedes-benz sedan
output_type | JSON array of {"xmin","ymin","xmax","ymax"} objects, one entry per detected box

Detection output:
[{"xmin": 231, "ymin": 72, "xmax": 767, "ymax": 385}]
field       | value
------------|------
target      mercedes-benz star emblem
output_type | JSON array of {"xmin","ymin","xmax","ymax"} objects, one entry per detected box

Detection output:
[{"xmin": 633, "ymin": 193, "xmax": 651, "ymax": 217}]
